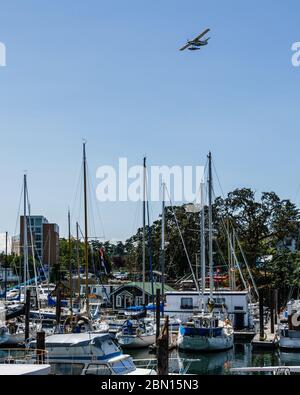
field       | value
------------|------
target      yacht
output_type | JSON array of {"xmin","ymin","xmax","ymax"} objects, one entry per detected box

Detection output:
[
  {"xmin": 176, "ymin": 153, "xmax": 234, "ymax": 353},
  {"xmin": 30, "ymin": 332, "xmax": 155, "ymax": 375}
]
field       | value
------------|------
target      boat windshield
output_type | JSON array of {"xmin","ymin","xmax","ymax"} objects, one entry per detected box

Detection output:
[
  {"xmin": 110, "ymin": 357, "xmax": 136, "ymax": 374},
  {"xmin": 84, "ymin": 357, "xmax": 135, "ymax": 375}
]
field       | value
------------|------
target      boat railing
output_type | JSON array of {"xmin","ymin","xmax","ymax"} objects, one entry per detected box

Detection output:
[
  {"xmin": 133, "ymin": 358, "xmax": 200, "ymax": 374},
  {"xmin": 0, "ymin": 348, "xmax": 49, "ymax": 365}
]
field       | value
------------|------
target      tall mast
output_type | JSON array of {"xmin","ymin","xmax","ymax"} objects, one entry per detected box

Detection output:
[
  {"xmin": 200, "ymin": 181, "xmax": 206, "ymax": 308},
  {"xmin": 68, "ymin": 208, "xmax": 73, "ymax": 317},
  {"xmin": 208, "ymin": 152, "xmax": 214, "ymax": 299},
  {"xmin": 23, "ymin": 174, "xmax": 28, "ymax": 302},
  {"xmin": 4, "ymin": 231, "xmax": 8, "ymax": 301},
  {"xmin": 142, "ymin": 157, "xmax": 146, "ymax": 305},
  {"xmin": 161, "ymin": 182, "xmax": 165, "ymax": 316},
  {"xmin": 83, "ymin": 142, "xmax": 89, "ymax": 315},
  {"xmin": 48, "ymin": 229, "xmax": 51, "ymax": 288},
  {"xmin": 76, "ymin": 222, "xmax": 81, "ymax": 298}
]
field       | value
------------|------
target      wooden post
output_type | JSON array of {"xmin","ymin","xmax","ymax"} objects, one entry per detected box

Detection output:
[
  {"xmin": 270, "ymin": 289, "xmax": 275, "ymax": 334},
  {"xmin": 156, "ymin": 289, "xmax": 161, "ymax": 342},
  {"xmin": 157, "ymin": 315, "xmax": 169, "ymax": 375},
  {"xmin": 274, "ymin": 289, "xmax": 278, "ymax": 325},
  {"xmin": 259, "ymin": 289, "xmax": 264, "ymax": 341},
  {"xmin": 25, "ymin": 289, "xmax": 31, "ymax": 341},
  {"xmin": 56, "ymin": 287, "xmax": 61, "ymax": 328},
  {"xmin": 36, "ymin": 331, "xmax": 45, "ymax": 364}
]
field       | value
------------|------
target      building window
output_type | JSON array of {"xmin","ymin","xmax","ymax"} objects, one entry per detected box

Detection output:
[
  {"xmin": 116, "ymin": 295, "xmax": 122, "ymax": 308},
  {"xmin": 135, "ymin": 296, "xmax": 143, "ymax": 306},
  {"xmin": 234, "ymin": 306, "xmax": 244, "ymax": 311},
  {"xmin": 214, "ymin": 298, "xmax": 226, "ymax": 304},
  {"xmin": 180, "ymin": 297, "xmax": 193, "ymax": 309}
]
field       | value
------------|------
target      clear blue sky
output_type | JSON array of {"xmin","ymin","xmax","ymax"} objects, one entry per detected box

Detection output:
[{"xmin": 1, "ymin": 0, "xmax": 300, "ymax": 245}]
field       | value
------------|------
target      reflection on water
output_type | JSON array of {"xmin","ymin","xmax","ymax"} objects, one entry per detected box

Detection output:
[{"xmin": 127, "ymin": 343, "xmax": 300, "ymax": 375}]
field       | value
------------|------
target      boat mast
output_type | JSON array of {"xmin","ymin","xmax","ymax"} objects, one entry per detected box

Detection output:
[
  {"xmin": 23, "ymin": 174, "xmax": 28, "ymax": 302},
  {"xmin": 76, "ymin": 222, "xmax": 81, "ymax": 299},
  {"xmin": 68, "ymin": 208, "xmax": 73, "ymax": 318},
  {"xmin": 200, "ymin": 181, "xmax": 206, "ymax": 310},
  {"xmin": 4, "ymin": 231, "xmax": 8, "ymax": 301},
  {"xmin": 48, "ymin": 228, "xmax": 51, "ymax": 290},
  {"xmin": 83, "ymin": 142, "xmax": 89, "ymax": 315},
  {"xmin": 208, "ymin": 152, "xmax": 214, "ymax": 300},
  {"xmin": 142, "ymin": 157, "xmax": 146, "ymax": 305},
  {"xmin": 161, "ymin": 182, "xmax": 165, "ymax": 316}
]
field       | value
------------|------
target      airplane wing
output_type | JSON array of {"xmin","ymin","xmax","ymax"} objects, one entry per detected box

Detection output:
[
  {"xmin": 179, "ymin": 42, "xmax": 192, "ymax": 51},
  {"xmin": 194, "ymin": 28, "xmax": 210, "ymax": 42}
]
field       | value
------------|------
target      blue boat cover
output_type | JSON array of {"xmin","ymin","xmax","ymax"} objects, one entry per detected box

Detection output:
[{"xmin": 180, "ymin": 326, "xmax": 223, "ymax": 337}]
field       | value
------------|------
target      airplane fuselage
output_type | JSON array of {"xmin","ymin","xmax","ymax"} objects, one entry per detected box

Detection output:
[{"xmin": 188, "ymin": 39, "xmax": 209, "ymax": 47}]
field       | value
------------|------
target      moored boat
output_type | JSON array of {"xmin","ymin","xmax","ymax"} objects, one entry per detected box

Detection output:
[
  {"xmin": 30, "ymin": 332, "xmax": 155, "ymax": 375},
  {"xmin": 279, "ymin": 299, "xmax": 300, "ymax": 350},
  {"xmin": 116, "ymin": 319, "xmax": 156, "ymax": 349}
]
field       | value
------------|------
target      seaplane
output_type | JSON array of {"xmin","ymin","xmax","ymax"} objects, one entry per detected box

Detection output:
[{"xmin": 179, "ymin": 28, "xmax": 210, "ymax": 51}]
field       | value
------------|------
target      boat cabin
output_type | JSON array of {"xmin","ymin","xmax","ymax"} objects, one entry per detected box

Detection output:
[{"xmin": 165, "ymin": 290, "xmax": 251, "ymax": 329}]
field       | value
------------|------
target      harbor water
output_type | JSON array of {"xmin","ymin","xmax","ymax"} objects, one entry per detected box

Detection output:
[{"xmin": 127, "ymin": 342, "xmax": 300, "ymax": 375}]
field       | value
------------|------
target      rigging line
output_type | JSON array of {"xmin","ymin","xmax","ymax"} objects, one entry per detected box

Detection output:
[
  {"xmin": 13, "ymin": 182, "xmax": 24, "ymax": 281},
  {"xmin": 74, "ymin": 162, "xmax": 84, "ymax": 229},
  {"xmin": 233, "ymin": 228, "xmax": 259, "ymax": 300},
  {"xmin": 193, "ymin": 159, "xmax": 208, "ymax": 206},
  {"xmin": 70, "ymin": 160, "xmax": 84, "ymax": 222},
  {"xmin": 131, "ymin": 198, "xmax": 141, "ymax": 239},
  {"xmin": 25, "ymin": 187, "xmax": 42, "ymax": 319},
  {"xmin": 86, "ymin": 165, "xmax": 106, "ymax": 241},
  {"xmin": 212, "ymin": 157, "xmax": 226, "ymax": 199},
  {"xmin": 146, "ymin": 172, "xmax": 154, "ymax": 300},
  {"xmin": 86, "ymin": 163, "xmax": 97, "ymax": 242},
  {"xmin": 214, "ymin": 238, "xmax": 229, "ymax": 269},
  {"xmin": 210, "ymin": 186, "xmax": 249, "ymax": 289},
  {"xmin": 86, "ymin": 162, "xmax": 106, "ymax": 240},
  {"xmin": 211, "ymin": 185, "xmax": 256, "ymax": 298},
  {"xmin": 25, "ymin": 192, "xmax": 47, "ymax": 280},
  {"xmin": 165, "ymin": 186, "xmax": 200, "ymax": 293}
]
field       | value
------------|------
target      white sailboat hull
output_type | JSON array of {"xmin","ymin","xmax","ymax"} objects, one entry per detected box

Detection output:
[
  {"xmin": 117, "ymin": 334, "xmax": 156, "ymax": 349},
  {"xmin": 177, "ymin": 332, "xmax": 234, "ymax": 352},
  {"xmin": 280, "ymin": 336, "xmax": 300, "ymax": 350}
]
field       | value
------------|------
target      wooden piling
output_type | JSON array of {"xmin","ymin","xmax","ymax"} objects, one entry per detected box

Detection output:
[
  {"xmin": 157, "ymin": 315, "xmax": 169, "ymax": 376},
  {"xmin": 25, "ymin": 289, "xmax": 31, "ymax": 341},
  {"xmin": 36, "ymin": 331, "xmax": 46, "ymax": 364},
  {"xmin": 156, "ymin": 289, "xmax": 161, "ymax": 341}
]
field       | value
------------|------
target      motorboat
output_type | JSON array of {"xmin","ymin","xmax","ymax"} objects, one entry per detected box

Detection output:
[{"xmin": 30, "ymin": 332, "xmax": 155, "ymax": 375}]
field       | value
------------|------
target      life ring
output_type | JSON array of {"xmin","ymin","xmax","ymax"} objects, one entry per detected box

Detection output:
[{"xmin": 291, "ymin": 313, "xmax": 300, "ymax": 328}]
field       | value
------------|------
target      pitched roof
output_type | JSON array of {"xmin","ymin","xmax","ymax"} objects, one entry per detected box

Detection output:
[{"xmin": 111, "ymin": 281, "xmax": 174, "ymax": 296}]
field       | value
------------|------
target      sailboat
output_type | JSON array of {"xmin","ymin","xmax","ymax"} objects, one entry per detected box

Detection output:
[
  {"xmin": 116, "ymin": 318, "xmax": 156, "ymax": 349},
  {"xmin": 116, "ymin": 157, "xmax": 156, "ymax": 349},
  {"xmin": 177, "ymin": 152, "xmax": 234, "ymax": 352},
  {"xmin": 0, "ymin": 174, "xmax": 43, "ymax": 345},
  {"xmin": 53, "ymin": 143, "xmax": 110, "ymax": 336}
]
